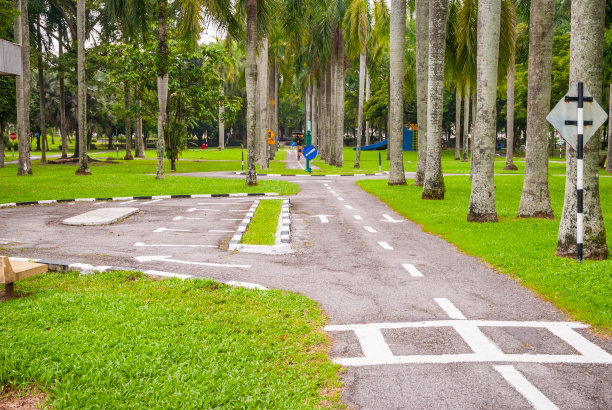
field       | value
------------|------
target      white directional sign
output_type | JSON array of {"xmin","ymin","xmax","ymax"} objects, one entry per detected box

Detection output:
[{"xmin": 546, "ymin": 83, "xmax": 608, "ymax": 149}]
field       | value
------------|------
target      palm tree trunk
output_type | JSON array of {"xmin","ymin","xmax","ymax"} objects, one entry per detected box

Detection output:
[
  {"xmin": 504, "ymin": 56, "xmax": 518, "ymax": 170},
  {"xmin": 462, "ymin": 87, "xmax": 470, "ymax": 162},
  {"xmin": 135, "ymin": 98, "xmax": 145, "ymax": 157},
  {"xmin": 37, "ymin": 18, "xmax": 47, "ymax": 165},
  {"xmin": 470, "ymin": 91, "xmax": 476, "ymax": 177},
  {"xmin": 388, "ymin": 0, "xmax": 407, "ymax": 184},
  {"xmin": 414, "ymin": 0, "xmax": 429, "ymax": 185},
  {"xmin": 320, "ymin": 66, "xmax": 328, "ymax": 161},
  {"xmin": 75, "ymin": 0, "xmax": 90, "ymax": 175},
  {"xmin": 454, "ymin": 87, "xmax": 461, "ymax": 160},
  {"xmin": 467, "ymin": 0, "xmax": 501, "ymax": 221},
  {"xmin": 556, "ymin": 0, "xmax": 608, "ymax": 260},
  {"xmin": 312, "ymin": 80, "xmax": 318, "ymax": 146},
  {"xmin": 275, "ymin": 60, "xmax": 279, "ymax": 145},
  {"xmin": 365, "ymin": 70, "xmax": 371, "ymax": 146},
  {"xmin": 517, "ymin": 0, "xmax": 554, "ymax": 218},
  {"xmin": 58, "ymin": 35, "xmax": 67, "ymax": 159},
  {"xmin": 328, "ymin": 47, "xmax": 336, "ymax": 165},
  {"xmin": 156, "ymin": 0, "xmax": 169, "ymax": 180},
  {"xmin": 0, "ymin": 121, "xmax": 4, "ymax": 168},
  {"xmin": 422, "ymin": 0, "xmax": 448, "ymax": 198},
  {"xmin": 607, "ymin": 84, "xmax": 612, "ymax": 173},
  {"xmin": 15, "ymin": 0, "xmax": 31, "ymax": 175},
  {"xmin": 219, "ymin": 85, "xmax": 225, "ymax": 149},
  {"xmin": 335, "ymin": 28, "xmax": 345, "ymax": 167},
  {"xmin": 268, "ymin": 55, "xmax": 276, "ymax": 160},
  {"xmin": 256, "ymin": 36, "xmax": 269, "ymax": 168},
  {"xmin": 124, "ymin": 83, "xmax": 133, "ymax": 160},
  {"xmin": 305, "ymin": 81, "xmax": 311, "ymax": 132},
  {"xmin": 354, "ymin": 51, "xmax": 366, "ymax": 168},
  {"xmin": 245, "ymin": 0, "xmax": 258, "ymax": 186}
]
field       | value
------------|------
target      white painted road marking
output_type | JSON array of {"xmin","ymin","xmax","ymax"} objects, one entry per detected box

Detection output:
[
  {"xmin": 326, "ymin": 186, "xmax": 332, "ymax": 190},
  {"xmin": 220, "ymin": 218, "xmax": 243, "ymax": 221},
  {"xmin": 118, "ymin": 199, "xmax": 136, "ymax": 205},
  {"xmin": 494, "ymin": 366, "xmax": 559, "ymax": 410},
  {"xmin": 229, "ymin": 209, "xmax": 249, "ymax": 212},
  {"xmin": 133, "ymin": 242, "xmax": 216, "ymax": 248},
  {"xmin": 225, "ymin": 280, "xmax": 268, "ymax": 290},
  {"xmin": 381, "ymin": 214, "xmax": 403, "ymax": 223},
  {"xmin": 324, "ymin": 320, "xmax": 612, "ymax": 366},
  {"xmin": 364, "ymin": 226, "xmax": 377, "ymax": 233},
  {"xmin": 208, "ymin": 230, "xmax": 234, "ymax": 233},
  {"xmin": 197, "ymin": 202, "xmax": 251, "ymax": 205},
  {"xmin": 402, "ymin": 263, "xmax": 424, "ymax": 277},
  {"xmin": 338, "ymin": 197, "xmax": 344, "ymax": 201},
  {"xmin": 330, "ymin": 190, "xmax": 337, "ymax": 194},
  {"xmin": 153, "ymin": 227, "xmax": 192, "ymax": 233},
  {"xmin": 312, "ymin": 215, "xmax": 331, "ymax": 223},
  {"xmin": 186, "ymin": 208, "xmax": 221, "ymax": 212},
  {"xmin": 142, "ymin": 199, "xmax": 163, "ymax": 205},
  {"xmin": 434, "ymin": 298, "xmax": 467, "ymax": 319},
  {"xmin": 378, "ymin": 241, "xmax": 393, "ymax": 250},
  {"xmin": 134, "ymin": 255, "xmax": 250, "ymax": 268},
  {"xmin": 344, "ymin": 205, "xmax": 353, "ymax": 210},
  {"xmin": 173, "ymin": 216, "xmax": 205, "ymax": 221},
  {"xmin": 353, "ymin": 215, "xmax": 363, "ymax": 221}
]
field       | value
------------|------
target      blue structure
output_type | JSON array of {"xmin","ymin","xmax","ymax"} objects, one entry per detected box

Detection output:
[{"xmin": 354, "ymin": 125, "xmax": 418, "ymax": 151}]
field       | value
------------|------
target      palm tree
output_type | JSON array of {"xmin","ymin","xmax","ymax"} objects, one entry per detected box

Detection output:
[
  {"xmin": 14, "ymin": 0, "xmax": 32, "ymax": 175},
  {"xmin": 607, "ymin": 84, "xmax": 612, "ymax": 174},
  {"xmin": 256, "ymin": 36, "xmax": 269, "ymax": 168},
  {"xmin": 516, "ymin": 0, "xmax": 555, "ymax": 218},
  {"xmin": 74, "ymin": 0, "xmax": 90, "ymax": 175},
  {"xmin": 245, "ymin": 0, "xmax": 258, "ymax": 186},
  {"xmin": 467, "ymin": 0, "xmax": 502, "ymax": 221},
  {"xmin": 504, "ymin": 46, "xmax": 518, "ymax": 170},
  {"xmin": 155, "ymin": 0, "xmax": 168, "ymax": 179},
  {"xmin": 556, "ymin": 0, "xmax": 608, "ymax": 260},
  {"xmin": 413, "ymin": 0, "xmax": 428, "ymax": 185},
  {"xmin": 421, "ymin": 0, "xmax": 448, "ymax": 198}
]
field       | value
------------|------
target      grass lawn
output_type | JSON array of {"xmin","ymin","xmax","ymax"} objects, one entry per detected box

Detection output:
[
  {"xmin": 241, "ymin": 199, "xmax": 283, "ymax": 246},
  {"xmin": 0, "ymin": 271, "xmax": 342, "ymax": 407},
  {"xmin": 0, "ymin": 160, "xmax": 298, "ymax": 203},
  {"xmin": 357, "ymin": 175, "xmax": 612, "ymax": 333}
]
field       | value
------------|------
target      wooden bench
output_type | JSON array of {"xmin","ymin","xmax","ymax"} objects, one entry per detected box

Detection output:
[{"xmin": 1, "ymin": 256, "xmax": 48, "ymax": 300}]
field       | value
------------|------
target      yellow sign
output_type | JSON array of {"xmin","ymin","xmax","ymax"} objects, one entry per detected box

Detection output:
[{"xmin": 267, "ymin": 129, "xmax": 275, "ymax": 145}]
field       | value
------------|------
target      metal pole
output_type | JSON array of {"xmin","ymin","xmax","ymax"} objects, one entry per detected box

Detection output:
[
  {"xmin": 379, "ymin": 151, "xmax": 381, "ymax": 173},
  {"xmin": 305, "ymin": 121, "xmax": 312, "ymax": 173},
  {"xmin": 241, "ymin": 144, "xmax": 244, "ymax": 171},
  {"xmin": 577, "ymin": 82, "xmax": 584, "ymax": 263}
]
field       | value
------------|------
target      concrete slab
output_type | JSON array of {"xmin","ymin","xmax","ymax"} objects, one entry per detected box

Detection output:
[{"xmin": 62, "ymin": 207, "xmax": 139, "ymax": 226}]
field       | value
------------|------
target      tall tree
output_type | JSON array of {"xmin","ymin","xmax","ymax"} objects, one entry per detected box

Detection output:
[
  {"xmin": 387, "ymin": 0, "xmax": 406, "ymax": 185},
  {"xmin": 454, "ymin": 88, "xmax": 461, "ymax": 160},
  {"xmin": 557, "ymin": 0, "xmax": 608, "ymax": 259},
  {"xmin": 36, "ymin": 17, "xmax": 48, "ymax": 165},
  {"xmin": 606, "ymin": 84, "xmax": 612, "ymax": 173},
  {"xmin": 413, "ymin": 0, "xmax": 428, "ymax": 185},
  {"xmin": 467, "ymin": 0, "xmax": 502, "ymax": 221},
  {"xmin": 517, "ymin": 0, "xmax": 555, "ymax": 218},
  {"xmin": 421, "ymin": 0, "xmax": 448, "ymax": 198},
  {"xmin": 155, "ymin": 0, "xmax": 168, "ymax": 179},
  {"xmin": 15, "ymin": 0, "xmax": 32, "ymax": 175},
  {"xmin": 245, "ymin": 0, "xmax": 258, "ymax": 186},
  {"xmin": 504, "ymin": 47, "xmax": 518, "ymax": 170},
  {"xmin": 75, "ymin": 0, "xmax": 89, "ymax": 175}
]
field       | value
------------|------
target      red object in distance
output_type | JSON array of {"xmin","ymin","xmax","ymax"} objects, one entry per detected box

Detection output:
[
  {"xmin": 9, "ymin": 133, "xmax": 17, "ymax": 140},
  {"xmin": 202, "ymin": 144, "xmax": 206, "ymax": 149}
]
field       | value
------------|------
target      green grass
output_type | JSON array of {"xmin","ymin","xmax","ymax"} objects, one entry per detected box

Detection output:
[
  {"xmin": 0, "ymin": 271, "xmax": 342, "ymax": 408},
  {"xmin": 357, "ymin": 175, "xmax": 612, "ymax": 332},
  {"xmin": 0, "ymin": 160, "xmax": 298, "ymax": 203},
  {"xmin": 241, "ymin": 199, "xmax": 283, "ymax": 246}
]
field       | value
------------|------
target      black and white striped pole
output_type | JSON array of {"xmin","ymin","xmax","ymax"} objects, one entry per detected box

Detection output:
[{"xmin": 576, "ymin": 82, "xmax": 584, "ymax": 263}]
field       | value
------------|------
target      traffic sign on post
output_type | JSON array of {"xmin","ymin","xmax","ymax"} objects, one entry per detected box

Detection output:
[
  {"xmin": 303, "ymin": 145, "xmax": 317, "ymax": 160},
  {"xmin": 546, "ymin": 82, "xmax": 608, "ymax": 263}
]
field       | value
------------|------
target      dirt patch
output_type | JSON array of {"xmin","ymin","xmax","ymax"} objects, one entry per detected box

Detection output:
[{"xmin": 0, "ymin": 386, "xmax": 48, "ymax": 409}]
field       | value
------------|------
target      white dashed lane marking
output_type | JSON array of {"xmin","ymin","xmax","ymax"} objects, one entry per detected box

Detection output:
[
  {"xmin": 118, "ymin": 199, "xmax": 136, "ymax": 205},
  {"xmin": 402, "ymin": 263, "xmax": 423, "ymax": 277},
  {"xmin": 338, "ymin": 197, "xmax": 344, "ymax": 201},
  {"xmin": 494, "ymin": 366, "xmax": 560, "ymax": 410},
  {"xmin": 378, "ymin": 241, "xmax": 393, "ymax": 250},
  {"xmin": 434, "ymin": 298, "xmax": 467, "ymax": 320},
  {"xmin": 209, "ymin": 230, "xmax": 234, "ymax": 233},
  {"xmin": 133, "ymin": 242, "xmax": 217, "ymax": 248},
  {"xmin": 353, "ymin": 215, "xmax": 363, "ymax": 221},
  {"xmin": 344, "ymin": 205, "xmax": 353, "ymax": 209},
  {"xmin": 173, "ymin": 216, "xmax": 205, "ymax": 221},
  {"xmin": 153, "ymin": 227, "xmax": 192, "ymax": 233},
  {"xmin": 381, "ymin": 214, "xmax": 403, "ymax": 223},
  {"xmin": 142, "ymin": 199, "xmax": 163, "ymax": 205},
  {"xmin": 364, "ymin": 226, "xmax": 377, "ymax": 233}
]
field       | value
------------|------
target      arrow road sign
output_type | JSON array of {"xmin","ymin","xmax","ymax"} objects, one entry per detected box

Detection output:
[
  {"xmin": 546, "ymin": 82, "xmax": 608, "ymax": 149},
  {"xmin": 303, "ymin": 145, "xmax": 318, "ymax": 160}
]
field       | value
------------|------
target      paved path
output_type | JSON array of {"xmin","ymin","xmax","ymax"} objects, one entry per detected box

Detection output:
[{"xmin": 1, "ymin": 172, "xmax": 610, "ymax": 408}]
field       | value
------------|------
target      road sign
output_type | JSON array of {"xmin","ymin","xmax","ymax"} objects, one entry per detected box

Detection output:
[
  {"xmin": 290, "ymin": 141, "xmax": 296, "ymax": 147},
  {"xmin": 202, "ymin": 143, "xmax": 206, "ymax": 149},
  {"xmin": 9, "ymin": 132, "xmax": 16, "ymax": 141},
  {"xmin": 303, "ymin": 145, "xmax": 317, "ymax": 160},
  {"xmin": 546, "ymin": 82, "xmax": 608, "ymax": 150}
]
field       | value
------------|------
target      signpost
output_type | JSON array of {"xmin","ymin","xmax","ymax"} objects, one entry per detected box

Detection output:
[
  {"xmin": 9, "ymin": 132, "xmax": 16, "ymax": 159},
  {"xmin": 546, "ymin": 82, "xmax": 608, "ymax": 263},
  {"xmin": 304, "ymin": 121, "xmax": 314, "ymax": 173}
]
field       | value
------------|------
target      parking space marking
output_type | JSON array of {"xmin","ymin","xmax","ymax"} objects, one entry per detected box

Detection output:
[
  {"xmin": 434, "ymin": 298, "xmax": 467, "ymax": 320},
  {"xmin": 324, "ymin": 320, "xmax": 611, "ymax": 366},
  {"xmin": 142, "ymin": 199, "xmax": 163, "ymax": 205},
  {"xmin": 229, "ymin": 209, "xmax": 250, "ymax": 212},
  {"xmin": 133, "ymin": 242, "xmax": 216, "ymax": 248},
  {"xmin": 378, "ymin": 241, "xmax": 393, "ymax": 250},
  {"xmin": 402, "ymin": 263, "xmax": 423, "ymax": 277},
  {"xmin": 198, "ymin": 202, "xmax": 251, "ymax": 205},
  {"xmin": 364, "ymin": 226, "xmax": 377, "ymax": 233},
  {"xmin": 153, "ymin": 227, "xmax": 192, "ymax": 233},
  {"xmin": 353, "ymin": 215, "xmax": 363, "ymax": 221},
  {"xmin": 494, "ymin": 366, "xmax": 559, "ymax": 410}
]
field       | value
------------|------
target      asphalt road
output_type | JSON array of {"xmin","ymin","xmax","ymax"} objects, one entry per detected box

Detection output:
[{"xmin": 1, "ymin": 172, "xmax": 611, "ymax": 409}]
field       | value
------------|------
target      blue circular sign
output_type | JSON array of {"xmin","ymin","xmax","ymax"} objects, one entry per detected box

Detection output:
[
  {"xmin": 290, "ymin": 141, "xmax": 296, "ymax": 147},
  {"xmin": 303, "ymin": 145, "xmax": 318, "ymax": 160}
]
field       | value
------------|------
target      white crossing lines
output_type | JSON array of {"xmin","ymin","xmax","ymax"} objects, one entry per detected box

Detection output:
[
  {"xmin": 434, "ymin": 298, "xmax": 467, "ymax": 320},
  {"xmin": 173, "ymin": 216, "xmax": 205, "ymax": 221},
  {"xmin": 402, "ymin": 263, "xmax": 423, "ymax": 277},
  {"xmin": 494, "ymin": 366, "xmax": 560, "ymax": 410},
  {"xmin": 186, "ymin": 207, "xmax": 221, "ymax": 212},
  {"xmin": 134, "ymin": 255, "xmax": 250, "ymax": 269}
]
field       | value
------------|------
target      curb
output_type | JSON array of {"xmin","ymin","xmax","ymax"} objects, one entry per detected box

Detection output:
[
  {"xmin": 6, "ymin": 256, "xmax": 268, "ymax": 291},
  {"xmin": 228, "ymin": 198, "xmax": 292, "ymax": 254},
  {"xmin": 233, "ymin": 172, "xmax": 388, "ymax": 177},
  {"xmin": 0, "ymin": 192, "xmax": 279, "ymax": 209}
]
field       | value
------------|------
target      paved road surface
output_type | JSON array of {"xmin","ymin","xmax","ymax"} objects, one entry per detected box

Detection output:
[{"xmin": 1, "ymin": 172, "xmax": 610, "ymax": 409}]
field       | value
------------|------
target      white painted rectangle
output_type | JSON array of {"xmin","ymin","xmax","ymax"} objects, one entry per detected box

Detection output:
[
  {"xmin": 402, "ymin": 264, "xmax": 423, "ymax": 277},
  {"xmin": 434, "ymin": 298, "xmax": 466, "ymax": 320},
  {"xmin": 364, "ymin": 226, "xmax": 377, "ymax": 233},
  {"xmin": 378, "ymin": 241, "xmax": 393, "ymax": 250},
  {"xmin": 494, "ymin": 366, "xmax": 559, "ymax": 410}
]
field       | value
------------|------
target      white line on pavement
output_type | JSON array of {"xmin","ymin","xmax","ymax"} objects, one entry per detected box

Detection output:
[
  {"xmin": 173, "ymin": 216, "xmax": 205, "ymax": 221},
  {"xmin": 338, "ymin": 197, "xmax": 344, "ymax": 201},
  {"xmin": 353, "ymin": 215, "xmax": 363, "ymax": 221},
  {"xmin": 133, "ymin": 242, "xmax": 216, "ymax": 248},
  {"xmin": 344, "ymin": 205, "xmax": 353, "ymax": 209},
  {"xmin": 118, "ymin": 199, "xmax": 136, "ymax": 205},
  {"xmin": 378, "ymin": 241, "xmax": 393, "ymax": 250},
  {"xmin": 153, "ymin": 227, "xmax": 192, "ymax": 233},
  {"xmin": 209, "ymin": 230, "xmax": 235, "ymax": 233},
  {"xmin": 381, "ymin": 214, "xmax": 403, "ymax": 223},
  {"xmin": 364, "ymin": 226, "xmax": 377, "ymax": 233},
  {"xmin": 313, "ymin": 215, "xmax": 331, "ymax": 223},
  {"xmin": 229, "ymin": 209, "xmax": 249, "ymax": 212},
  {"xmin": 494, "ymin": 366, "xmax": 559, "ymax": 410},
  {"xmin": 186, "ymin": 208, "xmax": 221, "ymax": 212},
  {"xmin": 142, "ymin": 199, "xmax": 163, "ymax": 205},
  {"xmin": 434, "ymin": 298, "xmax": 467, "ymax": 320},
  {"xmin": 402, "ymin": 264, "xmax": 424, "ymax": 277},
  {"xmin": 198, "ymin": 202, "xmax": 250, "ymax": 205},
  {"xmin": 134, "ymin": 255, "xmax": 249, "ymax": 268},
  {"xmin": 220, "ymin": 218, "xmax": 242, "ymax": 221}
]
